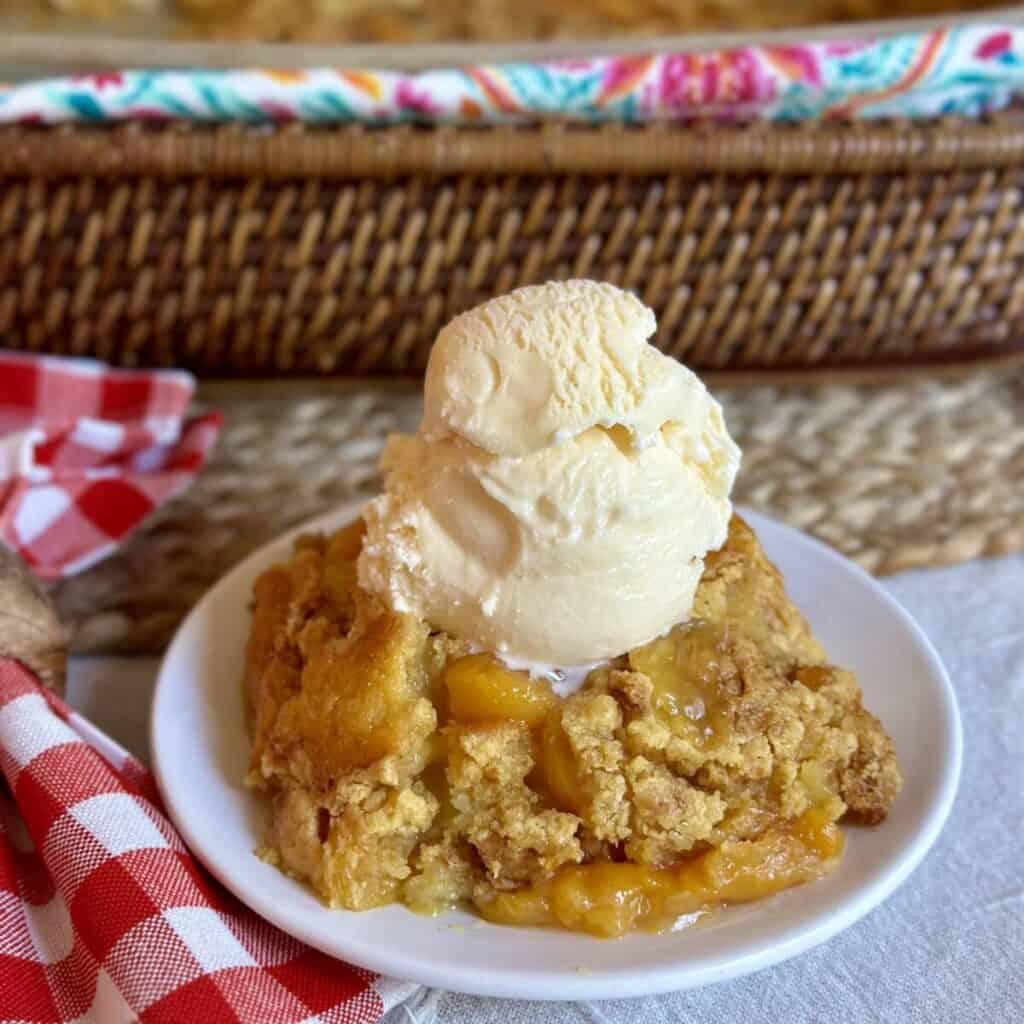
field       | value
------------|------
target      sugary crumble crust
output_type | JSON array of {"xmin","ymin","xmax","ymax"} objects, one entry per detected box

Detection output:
[{"xmin": 243, "ymin": 515, "xmax": 902, "ymax": 918}]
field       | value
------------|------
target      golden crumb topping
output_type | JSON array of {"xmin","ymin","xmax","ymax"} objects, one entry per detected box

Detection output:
[{"xmin": 245, "ymin": 515, "xmax": 901, "ymax": 935}]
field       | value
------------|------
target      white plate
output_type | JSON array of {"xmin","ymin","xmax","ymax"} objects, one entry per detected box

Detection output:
[{"xmin": 151, "ymin": 503, "xmax": 961, "ymax": 1001}]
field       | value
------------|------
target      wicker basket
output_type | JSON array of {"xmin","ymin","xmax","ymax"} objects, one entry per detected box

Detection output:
[{"xmin": 4, "ymin": 114, "xmax": 1024, "ymax": 379}]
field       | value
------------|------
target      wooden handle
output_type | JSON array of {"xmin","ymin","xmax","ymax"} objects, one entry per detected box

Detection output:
[{"xmin": 0, "ymin": 544, "xmax": 69, "ymax": 695}]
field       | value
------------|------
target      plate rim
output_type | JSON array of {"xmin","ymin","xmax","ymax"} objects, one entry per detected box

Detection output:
[{"xmin": 150, "ymin": 503, "xmax": 962, "ymax": 1001}]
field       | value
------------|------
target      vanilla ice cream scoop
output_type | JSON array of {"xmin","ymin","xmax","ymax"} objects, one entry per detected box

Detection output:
[{"xmin": 358, "ymin": 280, "xmax": 740, "ymax": 667}]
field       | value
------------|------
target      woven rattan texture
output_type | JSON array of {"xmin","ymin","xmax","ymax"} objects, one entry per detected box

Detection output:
[
  {"xmin": 3, "ymin": 122, "xmax": 1024, "ymax": 376},
  {"xmin": 51, "ymin": 372, "xmax": 1024, "ymax": 654}
]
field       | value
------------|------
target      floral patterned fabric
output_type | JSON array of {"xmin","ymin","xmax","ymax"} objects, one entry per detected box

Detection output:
[{"xmin": 0, "ymin": 25, "xmax": 1022, "ymax": 123}]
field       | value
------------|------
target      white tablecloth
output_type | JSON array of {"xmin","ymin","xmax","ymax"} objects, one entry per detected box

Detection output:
[{"xmin": 68, "ymin": 552, "xmax": 1024, "ymax": 1024}]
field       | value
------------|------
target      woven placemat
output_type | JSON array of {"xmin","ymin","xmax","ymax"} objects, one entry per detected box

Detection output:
[{"xmin": 53, "ymin": 371, "xmax": 1024, "ymax": 655}]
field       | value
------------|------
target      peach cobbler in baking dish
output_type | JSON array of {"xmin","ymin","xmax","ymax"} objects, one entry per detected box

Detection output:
[{"xmin": 242, "ymin": 282, "xmax": 901, "ymax": 937}]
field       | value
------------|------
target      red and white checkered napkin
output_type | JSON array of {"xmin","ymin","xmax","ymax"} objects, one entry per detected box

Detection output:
[
  {"xmin": 0, "ymin": 351, "xmax": 221, "ymax": 580},
  {"xmin": 0, "ymin": 658, "xmax": 416, "ymax": 1023}
]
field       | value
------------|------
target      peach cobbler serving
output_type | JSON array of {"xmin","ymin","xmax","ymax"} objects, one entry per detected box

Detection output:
[{"xmin": 243, "ymin": 282, "xmax": 901, "ymax": 938}]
